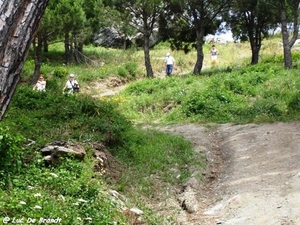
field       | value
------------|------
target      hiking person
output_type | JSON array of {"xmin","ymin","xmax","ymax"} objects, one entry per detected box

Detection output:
[
  {"xmin": 164, "ymin": 52, "xmax": 175, "ymax": 76},
  {"xmin": 63, "ymin": 73, "xmax": 80, "ymax": 94},
  {"xmin": 210, "ymin": 45, "xmax": 218, "ymax": 63},
  {"xmin": 33, "ymin": 75, "xmax": 46, "ymax": 92}
]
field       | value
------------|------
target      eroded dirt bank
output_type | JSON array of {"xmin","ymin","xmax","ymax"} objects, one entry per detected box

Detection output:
[{"xmin": 156, "ymin": 122, "xmax": 300, "ymax": 225}]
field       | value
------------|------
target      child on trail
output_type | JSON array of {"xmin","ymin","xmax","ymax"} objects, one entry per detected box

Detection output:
[{"xmin": 210, "ymin": 45, "xmax": 218, "ymax": 64}]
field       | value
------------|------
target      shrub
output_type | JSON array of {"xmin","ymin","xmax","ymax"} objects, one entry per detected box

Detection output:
[
  {"xmin": 124, "ymin": 61, "xmax": 138, "ymax": 77},
  {"xmin": 117, "ymin": 66, "xmax": 128, "ymax": 77},
  {"xmin": 53, "ymin": 66, "xmax": 68, "ymax": 78},
  {"xmin": 0, "ymin": 126, "xmax": 25, "ymax": 189}
]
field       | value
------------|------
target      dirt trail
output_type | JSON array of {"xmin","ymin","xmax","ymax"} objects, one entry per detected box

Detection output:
[{"xmin": 158, "ymin": 122, "xmax": 300, "ymax": 225}]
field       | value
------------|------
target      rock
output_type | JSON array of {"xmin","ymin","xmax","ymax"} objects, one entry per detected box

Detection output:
[
  {"xmin": 94, "ymin": 27, "xmax": 131, "ymax": 48},
  {"xmin": 179, "ymin": 185, "xmax": 199, "ymax": 213},
  {"xmin": 40, "ymin": 141, "xmax": 86, "ymax": 163},
  {"xmin": 129, "ymin": 207, "xmax": 144, "ymax": 215}
]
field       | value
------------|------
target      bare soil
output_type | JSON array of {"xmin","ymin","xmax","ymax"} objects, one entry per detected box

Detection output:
[{"xmin": 157, "ymin": 122, "xmax": 300, "ymax": 225}]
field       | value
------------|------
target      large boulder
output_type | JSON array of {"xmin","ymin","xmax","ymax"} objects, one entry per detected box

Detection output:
[
  {"xmin": 93, "ymin": 27, "xmax": 160, "ymax": 48},
  {"xmin": 93, "ymin": 27, "xmax": 131, "ymax": 48}
]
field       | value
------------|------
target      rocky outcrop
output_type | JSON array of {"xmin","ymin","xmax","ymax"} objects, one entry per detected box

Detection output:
[
  {"xmin": 93, "ymin": 27, "xmax": 159, "ymax": 48},
  {"xmin": 93, "ymin": 27, "xmax": 131, "ymax": 48},
  {"xmin": 40, "ymin": 141, "xmax": 86, "ymax": 163}
]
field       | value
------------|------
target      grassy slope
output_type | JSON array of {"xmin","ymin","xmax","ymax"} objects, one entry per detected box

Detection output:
[
  {"xmin": 115, "ymin": 38, "xmax": 300, "ymax": 125},
  {"xmin": 2, "ymin": 37, "xmax": 300, "ymax": 224}
]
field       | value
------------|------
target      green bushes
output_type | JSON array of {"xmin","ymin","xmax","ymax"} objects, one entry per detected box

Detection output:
[
  {"xmin": 117, "ymin": 61, "xmax": 139, "ymax": 78},
  {"xmin": 0, "ymin": 126, "xmax": 25, "ymax": 189},
  {"xmin": 53, "ymin": 66, "xmax": 68, "ymax": 78},
  {"xmin": 0, "ymin": 153, "xmax": 127, "ymax": 224},
  {"xmin": 7, "ymin": 86, "xmax": 132, "ymax": 146},
  {"xmin": 1, "ymin": 80, "xmax": 200, "ymax": 224},
  {"xmin": 118, "ymin": 61, "xmax": 300, "ymax": 123}
]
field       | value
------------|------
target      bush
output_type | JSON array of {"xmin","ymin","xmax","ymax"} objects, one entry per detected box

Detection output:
[
  {"xmin": 124, "ymin": 61, "xmax": 138, "ymax": 77},
  {"xmin": 0, "ymin": 126, "xmax": 25, "ymax": 189},
  {"xmin": 53, "ymin": 66, "xmax": 68, "ymax": 78},
  {"xmin": 117, "ymin": 66, "xmax": 128, "ymax": 77}
]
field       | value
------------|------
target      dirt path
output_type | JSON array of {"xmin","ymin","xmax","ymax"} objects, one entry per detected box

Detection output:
[{"xmin": 158, "ymin": 122, "xmax": 300, "ymax": 225}]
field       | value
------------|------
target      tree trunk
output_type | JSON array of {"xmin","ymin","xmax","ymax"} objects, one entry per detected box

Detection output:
[
  {"xmin": 280, "ymin": 4, "xmax": 292, "ymax": 69},
  {"xmin": 32, "ymin": 33, "xmax": 43, "ymax": 84},
  {"xmin": 64, "ymin": 33, "xmax": 72, "ymax": 65},
  {"xmin": 144, "ymin": 33, "xmax": 154, "ymax": 78},
  {"xmin": 193, "ymin": 13, "xmax": 205, "ymax": 75},
  {"xmin": 43, "ymin": 37, "xmax": 49, "ymax": 52},
  {"xmin": 249, "ymin": 35, "xmax": 261, "ymax": 65},
  {"xmin": 193, "ymin": 29, "xmax": 204, "ymax": 75},
  {"xmin": 279, "ymin": 0, "xmax": 299, "ymax": 69},
  {"xmin": 0, "ymin": 0, "xmax": 49, "ymax": 121}
]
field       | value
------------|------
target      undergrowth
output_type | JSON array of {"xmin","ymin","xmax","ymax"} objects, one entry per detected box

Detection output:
[
  {"xmin": 118, "ymin": 56, "xmax": 300, "ymax": 124},
  {"xmin": 0, "ymin": 82, "xmax": 197, "ymax": 224}
]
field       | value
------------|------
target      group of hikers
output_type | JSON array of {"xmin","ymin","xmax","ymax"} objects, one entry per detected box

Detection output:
[
  {"xmin": 33, "ymin": 73, "xmax": 80, "ymax": 94},
  {"xmin": 33, "ymin": 45, "xmax": 219, "ymax": 91},
  {"xmin": 164, "ymin": 44, "xmax": 219, "ymax": 76}
]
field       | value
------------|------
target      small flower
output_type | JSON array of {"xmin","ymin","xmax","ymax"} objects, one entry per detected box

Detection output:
[
  {"xmin": 50, "ymin": 173, "xmax": 59, "ymax": 178},
  {"xmin": 77, "ymin": 217, "xmax": 82, "ymax": 221},
  {"xmin": 59, "ymin": 195, "xmax": 65, "ymax": 201},
  {"xmin": 33, "ymin": 205, "xmax": 42, "ymax": 210},
  {"xmin": 19, "ymin": 201, "xmax": 26, "ymax": 205},
  {"xmin": 34, "ymin": 193, "xmax": 41, "ymax": 197},
  {"xmin": 78, "ymin": 198, "xmax": 87, "ymax": 203},
  {"xmin": 85, "ymin": 217, "xmax": 92, "ymax": 221}
]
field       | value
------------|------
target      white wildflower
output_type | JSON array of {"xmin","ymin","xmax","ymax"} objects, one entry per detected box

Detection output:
[
  {"xmin": 77, "ymin": 217, "xmax": 82, "ymax": 221},
  {"xmin": 33, "ymin": 205, "xmax": 42, "ymax": 210},
  {"xmin": 85, "ymin": 217, "xmax": 92, "ymax": 221},
  {"xmin": 19, "ymin": 201, "xmax": 26, "ymax": 205},
  {"xmin": 34, "ymin": 193, "xmax": 41, "ymax": 197},
  {"xmin": 78, "ymin": 198, "xmax": 88, "ymax": 203},
  {"xmin": 49, "ymin": 172, "xmax": 59, "ymax": 178},
  {"xmin": 59, "ymin": 195, "xmax": 65, "ymax": 201}
]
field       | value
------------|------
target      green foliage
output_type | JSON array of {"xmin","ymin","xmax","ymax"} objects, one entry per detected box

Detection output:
[
  {"xmin": 6, "ymin": 85, "xmax": 132, "ymax": 146},
  {"xmin": 0, "ymin": 153, "xmax": 127, "ymax": 224},
  {"xmin": 117, "ymin": 66, "xmax": 128, "ymax": 77},
  {"xmin": 181, "ymin": 88, "xmax": 246, "ymax": 123},
  {"xmin": 53, "ymin": 66, "xmax": 68, "ymax": 78},
  {"xmin": 124, "ymin": 61, "xmax": 138, "ymax": 77},
  {"xmin": 1, "ymin": 80, "xmax": 200, "ymax": 224},
  {"xmin": 118, "ymin": 59, "xmax": 300, "ymax": 124},
  {"xmin": 0, "ymin": 126, "xmax": 25, "ymax": 188},
  {"xmin": 117, "ymin": 62, "xmax": 139, "ymax": 78},
  {"xmin": 115, "ymin": 128, "xmax": 200, "ymax": 192}
]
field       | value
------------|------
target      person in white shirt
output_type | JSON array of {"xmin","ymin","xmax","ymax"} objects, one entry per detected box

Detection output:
[
  {"xmin": 63, "ymin": 73, "xmax": 80, "ymax": 94},
  {"xmin": 210, "ymin": 45, "xmax": 218, "ymax": 63},
  {"xmin": 164, "ymin": 52, "xmax": 175, "ymax": 76},
  {"xmin": 33, "ymin": 75, "xmax": 46, "ymax": 92}
]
